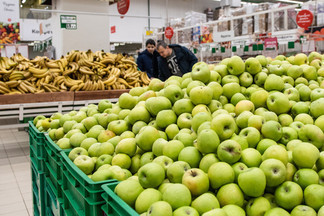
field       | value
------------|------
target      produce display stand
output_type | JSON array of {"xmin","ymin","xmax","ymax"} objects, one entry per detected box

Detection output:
[{"xmin": 0, "ymin": 90, "xmax": 128, "ymax": 130}]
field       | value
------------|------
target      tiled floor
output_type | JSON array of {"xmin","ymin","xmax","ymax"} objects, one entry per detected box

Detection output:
[{"xmin": 0, "ymin": 128, "xmax": 32, "ymax": 216}]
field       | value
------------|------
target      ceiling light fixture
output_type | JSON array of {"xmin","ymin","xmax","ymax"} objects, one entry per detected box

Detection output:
[{"xmin": 276, "ymin": 0, "xmax": 303, "ymax": 4}]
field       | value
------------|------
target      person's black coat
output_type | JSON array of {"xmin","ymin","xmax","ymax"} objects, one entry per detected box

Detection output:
[
  {"xmin": 157, "ymin": 44, "xmax": 198, "ymax": 81},
  {"xmin": 136, "ymin": 49, "xmax": 159, "ymax": 78}
]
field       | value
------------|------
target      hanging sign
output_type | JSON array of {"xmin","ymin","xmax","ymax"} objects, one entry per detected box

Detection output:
[
  {"xmin": 117, "ymin": 0, "xmax": 130, "ymax": 15},
  {"xmin": 165, "ymin": 27, "xmax": 174, "ymax": 40},
  {"xmin": 296, "ymin": 9, "xmax": 313, "ymax": 30},
  {"xmin": 0, "ymin": 0, "xmax": 19, "ymax": 23},
  {"xmin": 111, "ymin": 26, "xmax": 116, "ymax": 34},
  {"xmin": 60, "ymin": 15, "xmax": 77, "ymax": 30},
  {"xmin": 264, "ymin": 37, "xmax": 278, "ymax": 50}
]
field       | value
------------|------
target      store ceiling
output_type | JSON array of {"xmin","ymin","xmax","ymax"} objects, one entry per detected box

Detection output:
[{"xmin": 241, "ymin": 0, "xmax": 308, "ymax": 4}]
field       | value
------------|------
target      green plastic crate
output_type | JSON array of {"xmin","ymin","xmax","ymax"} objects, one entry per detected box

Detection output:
[
  {"xmin": 60, "ymin": 150, "xmax": 118, "ymax": 216},
  {"xmin": 101, "ymin": 182, "xmax": 139, "ymax": 216},
  {"xmin": 45, "ymin": 177, "xmax": 61, "ymax": 216},
  {"xmin": 30, "ymin": 145, "xmax": 45, "ymax": 173},
  {"xmin": 29, "ymin": 121, "xmax": 46, "ymax": 159},
  {"xmin": 44, "ymin": 134, "xmax": 68, "ymax": 201},
  {"xmin": 32, "ymin": 162, "xmax": 46, "ymax": 216}
]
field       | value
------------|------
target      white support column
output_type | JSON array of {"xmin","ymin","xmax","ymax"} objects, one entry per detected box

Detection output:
[
  {"xmin": 284, "ymin": 9, "xmax": 288, "ymax": 30},
  {"xmin": 271, "ymin": 12, "xmax": 275, "ymax": 35}
]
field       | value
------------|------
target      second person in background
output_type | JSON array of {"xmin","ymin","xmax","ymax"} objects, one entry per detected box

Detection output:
[{"xmin": 136, "ymin": 39, "xmax": 159, "ymax": 79}]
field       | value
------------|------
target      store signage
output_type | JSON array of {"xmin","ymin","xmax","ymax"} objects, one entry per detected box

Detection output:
[
  {"xmin": 0, "ymin": 0, "xmax": 19, "ymax": 23},
  {"xmin": 296, "ymin": 9, "xmax": 313, "ymax": 30},
  {"xmin": 165, "ymin": 27, "xmax": 174, "ymax": 40},
  {"xmin": 60, "ymin": 15, "xmax": 77, "ymax": 30},
  {"xmin": 20, "ymin": 19, "xmax": 52, "ymax": 41},
  {"xmin": 264, "ymin": 37, "xmax": 278, "ymax": 50},
  {"xmin": 111, "ymin": 26, "xmax": 116, "ymax": 34},
  {"xmin": 117, "ymin": 0, "xmax": 130, "ymax": 15},
  {"xmin": 213, "ymin": 30, "xmax": 234, "ymax": 43}
]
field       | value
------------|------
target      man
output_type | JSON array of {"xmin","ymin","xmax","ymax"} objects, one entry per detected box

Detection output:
[
  {"xmin": 137, "ymin": 39, "xmax": 159, "ymax": 78},
  {"xmin": 156, "ymin": 40, "xmax": 198, "ymax": 81}
]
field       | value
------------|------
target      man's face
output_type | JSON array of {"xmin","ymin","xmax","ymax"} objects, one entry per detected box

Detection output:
[
  {"xmin": 146, "ymin": 44, "xmax": 155, "ymax": 54},
  {"xmin": 157, "ymin": 46, "xmax": 171, "ymax": 58}
]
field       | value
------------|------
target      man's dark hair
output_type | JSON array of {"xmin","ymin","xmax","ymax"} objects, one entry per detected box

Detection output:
[
  {"xmin": 157, "ymin": 40, "xmax": 168, "ymax": 49},
  {"xmin": 146, "ymin": 39, "xmax": 156, "ymax": 47}
]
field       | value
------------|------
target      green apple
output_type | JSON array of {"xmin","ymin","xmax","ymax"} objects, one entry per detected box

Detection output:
[
  {"xmin": 178, "ymin": 147, "xmax": 202, "ymax": 168},
  {"xmin": 164, "ymin": 84, "xmax": 184, "ymax": 104},
  {"xmin": 191, "ymin": 62, "xmax": 210, "ymax": 83},
  {"xmin": 57, "ymin": 137, "xmax": 71, "ymax": 149},
  {"xmin": 298, "ymin": 124, "xmax": 324, "ymax": 149},
  {"xmin": 140, "ymin": 152, "xmax": 155, "ymax": 167},
  {"xmin": 303, "ymin": 65, "xmax": 317, "ymax": 81},
  {"xmin": 73, "ymin": 155, "xmax": 95, "ymax": 175},
  {"xmin": 310, "ymin": 98, "xmax": 324, "ymax": 118},
  {"xmin": 222, "ymin": 82, "xmax": 241, "ymax": 100},
  {"xmin": 262, "ymin": 145, "xmax": 288, "ymax": 165},
  {"xmin": 222, "ymin": 204, "xmax": 245, "ymax": 216},
  {"xmin": 245, "ymin": 57, "xmax": 262, "ymax": 75},
  {"xmin": 69, "ymin": 132, "xmax": 87, "ymax": 148},
  {"xmin": 107, "ymin": 120, "xmax": 129, "ymax": 135},
  {"xmin": 146, "ymin": 201, "xmax": 172, "ymax": 216},
  {"xmin": 293, "ymin": 142, "xmax": 320, "ymax": 168},
  {"xmin": 111, "ymin": 153, "xmax": 131, "ymax": 169},
  {"xmin": 201, "ymin": 209, "xmax": 228, "ymax": 216},
  {"xmin": 316, "ymin": 151, "xmax": 324, "ymax": 170},
  {"xmin": 264, "ymin": 207, "xmax": 290, "ymax": 216},
  {"xmin": 191, "ymin": 193, "xmax": 220, "ymax": 215},
  {"xmin": 165, "ymin": 124, "xmax": 180, "ymax": 140},
  {"xmin": 173, "ymin": 206, "xmax": 199, "ymax": 216},
  {"xmin": 261, "ymin": 120, "xmax": 282, "ymax": 142},
  {"xmin": 138, "ymin": 90, "xmax": 156, "ymax": 102},
  {"xmin": 80, "ymin": 137, "xmax": 97, "ymax": 150},
  {"xmin": 216, "ymin": 183, "xmax": 244, "ymax": 207},
  {"xmin": 115, "ymin": 179, "xmax": 144, "ymax": 208},
  {"xmin": 186, "ymin": 80, "xmax": 205, "ymax": 95},
  {"xmin": 298, "ymin": 85, "xmax": 312, "ymax": 101},
  {"xmin": 319, "ymin": 170, "xmax": 324, "ymax": 185},
  {"xmin": 149, "ymin": 78, "xmax": 165, "ymax": 91},
  {"xmin": 310, "ymin": 88, "xmax": 324, "ymax": 102},
  {"xmin": 59, "ymin": 114, "xmax": 72, "ymax": 127},
  {"xmin": 211, "ymin": 113, "xmax": 236, "ymax": 141},
  {"xmin": 264, "ymin": 74, "xmax": 284, "ymax": 91},
  {"xmin": 232, "ymin": 162, "xmax": 248, "ymax": 182},
  {"xmin": 132, "ymin": 121, "xmax": 147, "ymax": 134},
  {"xmin": 176, "ymin": 113, "xmax": 192, "ymax": 129},
  {"xmin": 274, "ymin": 181, "xmax": 303, "ymax": 210},
  {"xmin": 293, "ymin": 168, "xmax": 319, "ymax": 189},
  {"xmin": 182, "ymin": 168, "xmax": 209, "ymax": 196},
  {"xmin": 304, "ymin": 184, "xmax": 324, "ymax": 211},
  {"xmin": 217, "ymin": 140, "xmax": 242, "ymax": 164},
  {"xmin": 192, "ymin": 112, "xmax": 212, "ymax": 132},
  {"xmin": 63, "ymin": 120, "xmax": 77, "ymax": 133},
  {"xmin": 247, "ymin": 115, "xmax": 265, "ymax": 131},
  {"xmin": 230, "ymin": 93, "xmax": 246, "ymax": 106},
  {"xmin": 284, "ymin": 88, "xmax": 300, "ymax": 102},
  {"xmin": 239, "ymin": 72, "xmax": 253, "ymax": 87},
  {"xmin": 155, "ymin": 109, "xmax": 177, "ymax": 129},
  {"xmin": 135, "ymin": 188, "xmax": 162, "ymax": 214},
  {"xmin": 95, "ymin": 154, "xmax": 113, "ymax": 170},
  {"xmin": 91, "ymin": 167, "xmax": 112, "ymax": 182},
  {"xmin": 227, "ymin": 56, "xmax": 245, "ymax": 75},
  {"xmin": 207, "ymin": 81, "xmax": 223, "ymax": 100},
  {"xmin": 145, "ymin": 96, "xmax": 172, "ymax": 116},
  {"xmin": 208, "ymin": 162, "xmax": 234, "ymax": 189},
  {"xmin": 167, "ymin": 161, "xmax": 190, "ymax": 183},
  {"xmin": 115, "ymin": 138, "xmax": 137, "ymax": 157},
  {"xmin": 68, "ymin": 147, "xmax": 88, "ymax": 162},
  {"xmin": 88, "ymin": 142, "xmax": 114, "ymax": 157},
  {"xmin": 196, "ymin": 129, "xmax": 220, "ymax": 154},
  {"xmin": 236, "ymin": 111, "xmax": 253, "ymax": 129},
  {"xmin": 152, "ymin": 156, "xmax": 173, "ymax": 171},
  {"xmin": 136, "ymin": 126, "xmax": 160, "ymax": 151},
  {"xmin": 127, "ymin": 106, "xmax": 151, "ymax": 125},
  {"xmin": 250, "ymin": 89, "xmax": 269, "ymax": 108},
  {"xmin": 256, "ymin": 139, "xmax": 277, "ymax": 154},
  {"xmin": 291, "ymin": 205, "xmax": 317, "ymax": 216},
  {"xmin": 319, "ymin": 205, "xmax": 324, "ymax": 216},
  {"xmin": 278, "ymin": 114, "xmax": 293, "ymax": 126},
  {"xmin": 173, "ymin": 99, "xmax": 194, "ymax": 116},
  {"xmin": 239, "ymin": 127, "xmax": 261, "ymax": 148},
  {"xmin": 294, "ymin": 53, "xmax": 308, "ymax": 65},
  {"xmin": 162, "ymin": 183, "xmax": 192, "ymax": 210},
  {"xmin": 138, "ymin": 162, "xmax": 165, "ymax": 188},
  {"xmin": 238, "ymin": 167, "xmax": 266, "ymax": 197},
  {"xmin": 240, "ymin": 148, "xmax": 262, "ymax": 167},
  {"xmin": 246, "ymin": 197, "xmax": 271, "ymax": 216},
  {"xmin": 222, "ymin": 75, "xmax": 240, "ymax": 85},
  {"xmin": 260, "ymin": 158, "xmax": 286, "ymax": 187},
  {"xmin": 287, "ymin": 65, "xmax": 303, "ymax": 79},
  {"xmin": 189, "ymin": 86, "xmax": 213, "ymax": 105},
  {"xmin": 81, "ymin": 116, "xmax": 97, "ymax": 131},
  {"xmin": 174, "ymin": 132, "xmax": 194, "ymax": 147},
  {"xmin": 199, "ymin": 153, "xmax": 219, "ymax": 173},
  {"xmin": 266, "ymin": 92, "xmax": 290, "ymax": 114},
  {"xmin": 152, "ymin": 138, "xmax": 168, "ymax": 156},
  {"xmin": 162, "ymin": 140, "xmax": 184, "ymax": 161}
]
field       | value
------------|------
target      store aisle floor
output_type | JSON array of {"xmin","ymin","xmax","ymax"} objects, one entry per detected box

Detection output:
[{"xmin": 0, "ymin": 129, "xmax": 32, "ymax": 216}]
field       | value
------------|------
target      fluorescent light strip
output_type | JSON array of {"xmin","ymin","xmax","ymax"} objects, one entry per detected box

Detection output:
[{"xmin": 276, "ymin": 0, "xmax": 304, "ymax": 4}]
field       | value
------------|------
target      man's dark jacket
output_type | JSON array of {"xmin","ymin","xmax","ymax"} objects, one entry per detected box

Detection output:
[
  {"xmin": 136, "ymin": 49, "xmax": 159, "ymax": 78},
  {"xmin": 157, "ymin": 44, "xmax": 198, "ymax": 81}
]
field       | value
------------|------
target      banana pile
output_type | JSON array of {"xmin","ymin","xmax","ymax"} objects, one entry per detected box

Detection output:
[{"xmin": 0, "ymin": 50, "xmax": 151, "ymax": 95}]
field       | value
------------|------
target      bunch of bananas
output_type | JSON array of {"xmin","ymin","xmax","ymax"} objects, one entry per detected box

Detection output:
[{"xmin": 0, "ymin": 51, "xmax": 151, "ymax": 95}]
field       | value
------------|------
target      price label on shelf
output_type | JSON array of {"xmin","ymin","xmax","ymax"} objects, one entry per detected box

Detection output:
[{"xmin": 60, "ymin": 15, "xmax": 77, "ymax": 30}]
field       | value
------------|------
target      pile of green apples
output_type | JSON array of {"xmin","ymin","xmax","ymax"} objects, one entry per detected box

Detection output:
[{"xmin": 33, "ymin": 51, "xmax": 324, "ymax": 216}]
